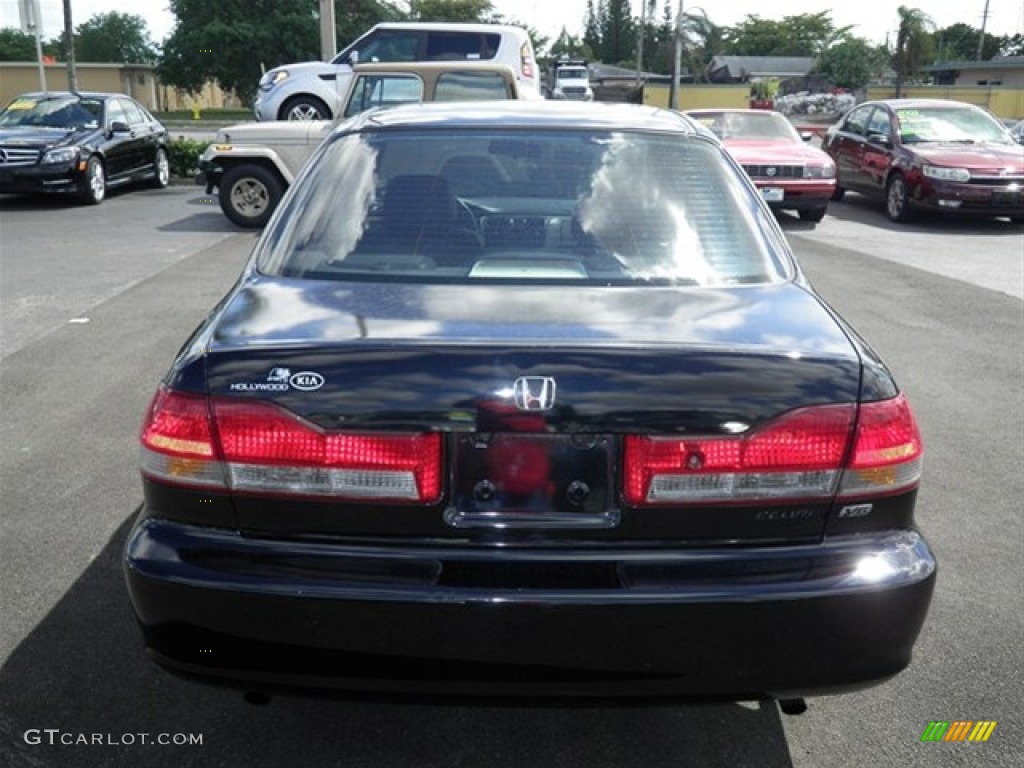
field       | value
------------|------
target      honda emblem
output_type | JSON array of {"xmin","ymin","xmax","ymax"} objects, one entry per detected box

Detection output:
[{"xmin": 512, "ymin": 377, "xmax": 557, "ymax": 411}]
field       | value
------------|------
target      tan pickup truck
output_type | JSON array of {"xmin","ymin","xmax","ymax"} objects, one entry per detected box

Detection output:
[{"xmin": 198, "ymin": 62, "xmax": 522, "ymax": 227}]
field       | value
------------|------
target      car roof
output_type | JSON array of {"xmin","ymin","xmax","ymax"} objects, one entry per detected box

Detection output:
[
  {"xmin": 371, "ymin": 22, "xmax": 529, "ymax": 35},
  {"xmin": 864, "ymin": 98, "xmax": 986, "ymax": 110},
  {"xmin": 685, "ymin": 108, "xmax": 783, "ymax": 116},
  {"xmin": 11, "ymin": 91, "xmax": 127, "ymax": 101},
  {"xmin": 350, "ymin": 100, "xmax": 699, "ymax": 135}
]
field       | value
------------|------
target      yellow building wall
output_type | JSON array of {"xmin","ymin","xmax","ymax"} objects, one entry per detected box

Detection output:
[
  {"xmin": 866, "ymin": 86, "xmax": 1024, "ymax": 119},
  {"xmin": 0, "ymin": 63, "xmax": 243, "ymax": 113},
  {"xmin": 0, "ymin": 63, "xmax": 158, "ymax": 110},
  {"xmin": 643, "ymin": 84, "xmax": 750, "ymax": 110},
  {"xmin": 158, "ymin": 81, "xmax": 243, "ymax": 112}
]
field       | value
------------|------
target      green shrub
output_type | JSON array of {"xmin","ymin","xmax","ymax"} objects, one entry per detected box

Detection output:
[{"xmin": 167, "ymin": 138, "xmax": 211, "ymax": 178}]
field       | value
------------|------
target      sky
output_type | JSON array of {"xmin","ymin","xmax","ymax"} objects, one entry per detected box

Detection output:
[{"xmin": 2, "ymin": 0, "xmax": 1022, "ymax": 49}]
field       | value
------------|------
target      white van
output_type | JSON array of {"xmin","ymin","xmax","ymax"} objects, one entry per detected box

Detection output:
[{"xmin": 254, "ymin": 22, "xmax": 541, "ymax": 121}]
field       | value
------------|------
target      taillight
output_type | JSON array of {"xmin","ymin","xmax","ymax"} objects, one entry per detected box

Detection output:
[
  {"xmin": 520, "ymin": 42, "xmax": 534, "ymax": 78},
  {"xmin": 624, "ymin": 394, "xmax": 922, "ymax": 505},
  {"xmin": 838, "ymin": 393, "xmax": 922, "ymax": 498},
  {"xmin": 140, "ymin": 388, "xmax": 442, "ymax": 502},
  {"xmin": 140, "ymin": 389, "xmax": 226, "ymax": 487}
]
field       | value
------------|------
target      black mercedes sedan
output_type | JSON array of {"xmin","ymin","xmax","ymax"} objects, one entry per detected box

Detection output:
[
  {"xmin": 0, "ymin": 91, "xmax": 169, "ymax": 203},
  {"xmin": 125, "ymin": 101, "xmax": 935, "ymax": 702}
]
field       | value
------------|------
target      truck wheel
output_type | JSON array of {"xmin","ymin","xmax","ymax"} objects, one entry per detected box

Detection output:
[
  {"xmin": 219, "ymin": 165, "xmax": 284, "ymax": 228},
  {"xmin": 281, "ymin": 96, "xmax": 331, "ymax": 121}
]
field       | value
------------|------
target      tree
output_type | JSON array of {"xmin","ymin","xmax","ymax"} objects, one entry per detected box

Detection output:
[
  {"xmin": 159, "ymin": 0, "xmax": 335, "ymax": 104},
  {"xmin": 724, "ymin": 12, "xmax": 848, "ymax": 58},
  {"xmin": 892, "ymin": 6, "xmax": 934, "ymax": 97},
  {"xmin": 679, "ymin": 9, "xmax": 726, "ymax": 81},
  {"xmin": 999, "ymin": 34, "xmax": 1024, "ymax": 57},
  {"xmin": 582, "ymin": 0, "xmax": 603, "ymax": 60},
  {"xmin": 407, "ymin": 0, "xmax": 493, "ymax": 21},
  {"xmin": 337, "ymin": 1, "xmax": 406, "ymax": 46},
  {"xmin": 549, "ymin": 28, "xmax": 592, "ymax": 61},
  {"xmin": 0, "ymin": 28, "xmax": 37, "ymax": 61},
  {"xmin": 932, "ymin": 23, "xmax": 1001, "ymax": 62},
  {"xmin": 601, "ymin": 0, "xmax": 634, "ymax": 66},
  {"xmin": 816, "ymin": 36, "xmax": 888, "ymax": 90},
  {"xmin": 73, "ymin": 12, "xmax": 158, "ymax": 64}
]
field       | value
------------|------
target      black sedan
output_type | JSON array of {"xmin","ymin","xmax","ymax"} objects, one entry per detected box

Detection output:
[
  {"xmin": 125, "ymin": 101, "xmax": 935, "ymax": 702},
  {"xmin": 0, "ymin": 91, "xmax": 169, "ymax": 203}
]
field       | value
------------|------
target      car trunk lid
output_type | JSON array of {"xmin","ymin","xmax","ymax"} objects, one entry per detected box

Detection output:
[{"xmin": 194, "ymin": 277, "xmax": 863, "ymax": 542}]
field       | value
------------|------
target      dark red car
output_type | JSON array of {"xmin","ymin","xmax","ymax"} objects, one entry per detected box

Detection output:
[
  {"xmin": 822, "ymin": 98, "xmax": 1024, "ymax": 223},
  {"xmin": 685, "ymin": 108, "xmax": 836, "ymax": 223}
]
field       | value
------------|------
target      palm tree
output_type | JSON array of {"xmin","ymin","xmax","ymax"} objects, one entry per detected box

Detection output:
[
  {"xmin": 893, "ymin": 6, "xmax": 935, "ymax": 97},
  {"xmin": 680, "ymin": 8, "xmax": 724, "ymax": 83}
]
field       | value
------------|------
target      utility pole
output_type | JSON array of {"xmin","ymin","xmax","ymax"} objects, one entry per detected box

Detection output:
[
  {"xmin": 976, "ymin": 0, "xmax": 990, "ymax": 61},
  {"xmin": 318, "ymin": 0, "xmax": 337, "ymax": 61},
  {"xmin": 669, "ymin": 0, "xmax": 683, "ymax": 109},
  {"xmin": 21, "ymin": 0, "xmax": 47, "ymax": 91},
  {"xmin": 63, "ymin": 0, "xmax": 78, "ymax": 92},
  {"xmin": 635, "ymin": 0, "xmax": 647, "ymax": 86}
]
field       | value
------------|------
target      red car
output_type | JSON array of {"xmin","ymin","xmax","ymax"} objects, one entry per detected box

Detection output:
[
  {"xmin": 685, "ymin": 108, "xmax": 836, "ymax": 223},
  {"xmin": 822, "ymin": 98, "xmax": 1024, "ymax": 223}
]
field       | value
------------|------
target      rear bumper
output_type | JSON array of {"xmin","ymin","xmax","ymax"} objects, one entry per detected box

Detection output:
[{"xmin": 124, "ymin": 518, "xmax": 936, "ymax": 698}]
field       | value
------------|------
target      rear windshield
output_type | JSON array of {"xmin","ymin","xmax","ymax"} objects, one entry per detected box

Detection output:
[{"xmin": 258, "ymin": 128, "xmax": 789, "ymax": 286}]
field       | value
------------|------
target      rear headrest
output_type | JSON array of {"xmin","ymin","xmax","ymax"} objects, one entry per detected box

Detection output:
[{"xmin": 382, "ymin": 174, "xmax": 458, "ymax": 230}]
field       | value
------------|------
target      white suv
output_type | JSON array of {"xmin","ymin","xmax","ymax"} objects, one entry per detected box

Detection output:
[{"xmin": 254, "ymin": 22, "xmax": 541, "ymax": 121}]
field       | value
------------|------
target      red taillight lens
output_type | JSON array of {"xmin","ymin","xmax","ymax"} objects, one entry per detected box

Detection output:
[
  {"xmin": 139, "ymin": 388, "xmax": 441, "ymax": 502},
  {"xmin": 140, "ymin": 388, "xmax": 227, "ymax": 488},
  {"xmin": 212, "ymin": 400, "xmax": 441, "ymax": 502},
  {"xmin": 624, "ymin": 404, "xmax": 854, "ymax": 505},
  {"xmin": 839, "ymin": 393, "xmax": 922, "ymax": 497},
  {"xmin": 141, "ymin": 388, "xmax": 215, "ymax": 459},
  {"xmin": 625, "ymin": 395, "xmax": 923, "ymax": 505}
]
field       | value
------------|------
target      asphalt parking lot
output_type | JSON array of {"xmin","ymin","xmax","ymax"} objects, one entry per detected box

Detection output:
[{"xmin": 0, "ymin": 185, "xmax": 1021, "ymax": 767}]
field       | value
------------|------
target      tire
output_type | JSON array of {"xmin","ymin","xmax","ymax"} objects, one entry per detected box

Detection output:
[
  {"xmin": 799, "ymin": 206, "xmax": 827, "ymax": 223},
  {"xmin": 830, "ymin": 185, "xmax": 845, "ymax": 202},
  {"xmin": 151, "ymin": 147, "xmax": 170, "ymax": 189},
  {"xmin": 280, "ymin": 96, "xmax": 331, "ymax": 121},
  {"xmin": 219, "ymin": 164, "xmax": 284, "ymax": 228},
  {"xmin": 885, "ymin": 173, "xmax": 914, "ymax": 223},
  {"xmin": 79, "ymin": 155, "xmax": 106, "ymax": 204}
]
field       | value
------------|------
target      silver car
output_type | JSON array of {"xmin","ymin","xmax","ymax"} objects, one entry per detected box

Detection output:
[{"xmin": 254, "ymin": 22, "xmax": 541, "ymax": 121}]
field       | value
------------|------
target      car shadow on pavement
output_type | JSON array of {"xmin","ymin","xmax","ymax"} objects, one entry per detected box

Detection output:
[
  {"xmin": 0, "ymin": 187, "xmax": 139, "ymax": 211},
  {"xmin": 0, "ymin": 514, "xmax": 797, "ymax": 768},
  {"xmin": 157, "ymin": 195, "xmax": 241, "ymax": 234},
  {"xmin": 825, "ymin": 195, "xmax": 1023, "ymax": 235},
  {"xmin": 773, "ymin": 212, "xmax": 819, "ymax": 232}
]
